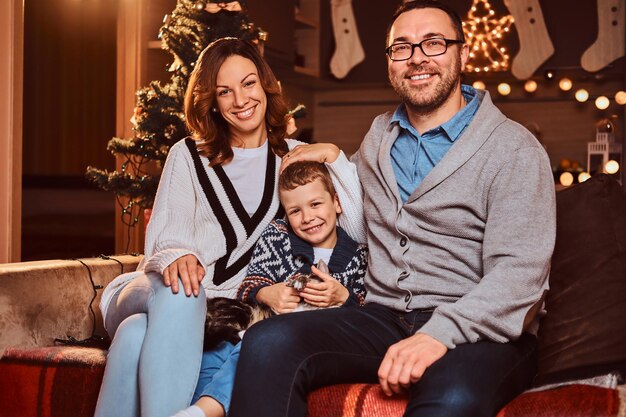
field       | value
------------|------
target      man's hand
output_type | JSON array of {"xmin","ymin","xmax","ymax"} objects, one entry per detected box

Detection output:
[
  {"xmin": 163, "ymin": 254, "xmax": 205, "ymax": 297},
  {"xmin": 300, "ymin": 265, "xmax": 349, "ymax": 307},
  {"xmin": 257, "ymin": 283, "xmax": 301, "ymax": 314},
  {"xmin": 378, "ymin": 333, "xmax": 447, "ymax": 396},
  {"xmin": 280, "ymin": 143, "xmax": 341, "ymax": 173}
]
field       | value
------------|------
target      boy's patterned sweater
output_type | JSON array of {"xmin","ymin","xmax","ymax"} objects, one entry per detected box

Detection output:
[{"xmin": 237, "ymin": 219, "xmax": 368, "ymax": 307}]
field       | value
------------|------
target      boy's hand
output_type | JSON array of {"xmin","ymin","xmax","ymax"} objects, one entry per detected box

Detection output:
[
  {"xmin": 300, "ymin": 265, "xmax": 349, "ymax": 307},
  {"xmin": 163, "ymin": 254, "xmax": 205, "ymax": 297},
  {"xmin": 257, "ymin": 283, "xmax": 300, "ymax": 314}
]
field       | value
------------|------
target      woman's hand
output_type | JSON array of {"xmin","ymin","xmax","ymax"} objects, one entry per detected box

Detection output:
[
  {"xmin": 299, "ymin": 265, "xmax": 349, "ymax": 307},
  {"xmin": 256, "ymin": 283, "xmax": 301, "ymax": 314},
  {"xmin": 281, "ymin": 143, "xmax": 341, "ymax": 173},
  {"xmin": 163, "ymin": 254, "xmax": 205, "ymax": 297}
]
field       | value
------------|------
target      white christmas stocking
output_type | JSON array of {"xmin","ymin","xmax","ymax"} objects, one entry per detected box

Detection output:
[
  {"xmin": 330, "ymin": 0, "xmax": 365, "ymax": 79},
  {"xmin": 504, "ymin": 0, "xmax": 554, "ymax": 80},
  {"xmin": 581, "ymin": 0, "xmax": 625, "ymax": 72}
]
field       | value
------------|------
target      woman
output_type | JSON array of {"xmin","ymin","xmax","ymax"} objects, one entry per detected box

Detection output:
[{"xmin": 94, "ymin": 38, "xmax": 364, "ymax": 417}]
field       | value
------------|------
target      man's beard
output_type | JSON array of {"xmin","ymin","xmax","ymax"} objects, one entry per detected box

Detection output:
[{"xmin": 390, "ymin": 56, "xmax": 462, "ymax": 115}]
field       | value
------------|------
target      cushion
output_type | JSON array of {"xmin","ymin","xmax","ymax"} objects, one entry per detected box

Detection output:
[
  {"xmin": 0, "ymin": 255, "xmax": 141, "ymax": 356},
  {"xmin": 0, "ymin": 346, "xmax": 106, "ymax": 417},
  {"xmin": 306, "ymin": 383, "xmax": 626, "ymax": 417},
  {"xmin": 536, "ymin": 174, "xmax": 626, "ymax": 385}
]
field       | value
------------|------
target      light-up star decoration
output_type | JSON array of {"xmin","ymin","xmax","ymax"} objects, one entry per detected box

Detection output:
[{"xmin": 462, "ymin": 0, "xmax": 514, "ymax": 73}]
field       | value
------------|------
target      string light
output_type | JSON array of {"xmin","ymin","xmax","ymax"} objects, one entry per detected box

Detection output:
[
  {"xmin": 615, "ymin": 91, "xmax": 626, "ymax": 105},
  {"xmin": 524, "ymin": 80, "xmax": 537, "ymax": 93},
  {"xmin": 559, "ymin": 172, "xmax": 574, "ymax": 187},
  {"xmin": 462, "ymin": 0, "xmax": 514, "ymax": 73},
  {"xmin": 472, "ymin": 80, "xmax": 486, "ymax": 90},
  {"xmin": 575, "ymin": 89, "xmax": 589, "ymax": 102},
  {"xmin": 578, "ymin": 172, "xmax": 591, "ymax": 183},
  {"xmin": 497, "ymin": 83, "xmax": 511, "ymax": 96},
  {"xmin": 605, "ymin": 160, "xmax": 620, "ymax": 174},
  {"xmin": 595, "ymin": 96, "xmax": 610, "ymax": 110},
  {"xmin": 558, "ymin": 78, "xmax": 573, "ymax": 91}
]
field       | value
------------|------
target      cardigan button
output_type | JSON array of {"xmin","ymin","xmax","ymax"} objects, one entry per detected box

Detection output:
[{"xmin": 400, "ymin": 237, "xmax": 408, "ymax": 247}]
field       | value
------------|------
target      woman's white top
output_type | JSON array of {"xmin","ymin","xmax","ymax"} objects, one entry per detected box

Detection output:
[{"xmin": 222, "ymin": 140, "xmax": 268, "ymax": 216}]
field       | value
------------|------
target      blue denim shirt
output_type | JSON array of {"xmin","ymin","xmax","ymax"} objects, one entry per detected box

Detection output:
[{"xmin": 390, "ymin": 85, "xmax": 480, "ymax": 203}]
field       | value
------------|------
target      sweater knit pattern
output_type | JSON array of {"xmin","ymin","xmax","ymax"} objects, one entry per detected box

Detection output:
[{"xmin": 238, "ymin": 219, "xmax": 368, "ymax": 307}]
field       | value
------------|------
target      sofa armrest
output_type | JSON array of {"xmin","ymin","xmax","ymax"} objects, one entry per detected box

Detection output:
[{"xmin": 0, "ymin": 255, "xmax": 141, "ymax": 355}]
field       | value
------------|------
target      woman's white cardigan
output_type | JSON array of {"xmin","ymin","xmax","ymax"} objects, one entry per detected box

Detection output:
[{"xmin": 100, "ymin": 138, "xmax": 365, "ymax": 325}]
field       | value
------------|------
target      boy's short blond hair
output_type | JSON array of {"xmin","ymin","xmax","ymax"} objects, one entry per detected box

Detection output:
[{"xmin": 278, "ymin": 161, "xmax": 336, "ymax": 196}]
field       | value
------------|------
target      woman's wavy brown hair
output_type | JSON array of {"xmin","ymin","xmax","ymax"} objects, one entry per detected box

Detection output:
[{"xmin": 184, "ymin": 38, "xmax": 289, "ymax": 166}]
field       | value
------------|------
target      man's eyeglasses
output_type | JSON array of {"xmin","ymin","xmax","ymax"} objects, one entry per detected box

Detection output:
[{"xmin": 386, "ymin": 38, "xmax": 464, "ymax": 61}]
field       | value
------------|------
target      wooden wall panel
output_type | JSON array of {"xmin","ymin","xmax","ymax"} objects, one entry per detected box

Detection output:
[
  {"xmin": 313, "ymin": 86, "xmax": 622, "ymax": 171},
  {"xmin": 497, "ymin": 101, "xmax": 609, "ymax": 169},
  {"xmin": 314, "ymin": 88, "xmax": 398, "ymax": 155},
  {"xmin": 22, "ymin": 0, "xmax": 117, "ymax": 176}
]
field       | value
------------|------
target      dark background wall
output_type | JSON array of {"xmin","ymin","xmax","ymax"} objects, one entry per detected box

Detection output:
[
  {"xmin": 20, "ymin": 0, "xmax": 624, "ymax": 260},
  {"xmin": 316, "ymin": 0, "xmax": 622, "ymax": 84}
]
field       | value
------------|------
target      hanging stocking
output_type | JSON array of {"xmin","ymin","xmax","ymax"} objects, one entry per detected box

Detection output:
[
  {"xmin": 330, "ymin": 0, "xmax": 365, "ymax": 79},
  {"xmin": 504, "ymin": 0, "xmax": 554, "ymax": 80},
  {"xmin": 581, "ymin": 0, "xmax": 625, "ymax": 72}
]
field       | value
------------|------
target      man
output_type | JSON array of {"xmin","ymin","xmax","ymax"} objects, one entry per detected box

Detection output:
[{"xmin": 229, "ymin": 1, "xmax": 556, "ymax": 416}]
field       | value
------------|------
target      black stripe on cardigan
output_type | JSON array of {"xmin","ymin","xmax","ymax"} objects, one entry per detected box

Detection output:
[{"xmin": 185, "ymin": 138, "xmax": 238, "ymax": 285}]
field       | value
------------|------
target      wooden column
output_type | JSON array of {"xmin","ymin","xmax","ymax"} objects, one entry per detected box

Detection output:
[
  {"xmin": 623, "ymin": 62, "xmax": 626, "ymax": 191},
  {"xmin": 115, "ymin": 0, "xmax": 147, "ymax": 254},
  {"xmin": 0, "ymin": 0, "xmax": 23, "ymax": 263}
]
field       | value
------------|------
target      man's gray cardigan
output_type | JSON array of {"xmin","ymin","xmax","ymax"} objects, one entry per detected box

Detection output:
[{"xmin": 354, "ymin": 90, "xmax": 556, "ymax": 349}]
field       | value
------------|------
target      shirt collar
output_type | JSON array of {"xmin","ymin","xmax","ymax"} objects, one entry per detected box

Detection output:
[
  {"xmin": 390, "ymin": 84, "xmax": 480, "ymax": 142},
  {"xmin": 288, "ymin": 223, "xmax": 359, "ymax": 274}
]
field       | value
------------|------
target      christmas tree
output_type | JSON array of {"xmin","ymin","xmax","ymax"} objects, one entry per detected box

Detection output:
[{"xmin": 86, "ymin": 0, "xmax": 267, "ymax": 235}]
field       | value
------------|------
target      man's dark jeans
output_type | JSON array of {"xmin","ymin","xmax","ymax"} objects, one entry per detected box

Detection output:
[{"xmin": 229, "ymin": 303, "xmax": 537, "ymax": 417}]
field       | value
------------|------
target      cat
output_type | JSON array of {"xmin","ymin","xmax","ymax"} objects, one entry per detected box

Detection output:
[
  {"xmin": 285, "ymin": 259, "xmax": 329, "ymax": 312},
  {"xmin": 203, "ymin": 260, "xmax": 329, "ymax": 350}
]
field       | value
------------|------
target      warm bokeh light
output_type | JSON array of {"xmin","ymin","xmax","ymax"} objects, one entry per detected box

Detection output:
[
  {"xmin": 605, "ymin": 160, "xmax": 620, "ymax": 174},
  {"xmin": 615, "ymin": 91, "xmax": 626, "ymax": 105},
  {"xmin": 462, "ymin": 0, "xmax": 514, "ymax": 73},
  {"xmin": 559, "ymin": 172, "xmax": 574, "ymax": 187},
  {"xmin": 578, "ymin": 172, "xmax": 591, "ymax": 183},
  {"xmin": 575, "ymin": 89, "xmax": 589, "ymax": 102},
  {"xmin": 472, "ymin": 80, "xmax": 486, "ymax": 90},
  {"xmin": 558, "ymin": 78, "xmax": 573, "ymax": 91},
  {"xmin": 524, "ymin": 80, "xmax": 537, "ymax": 93},
  {"xmin": 595, "ymin": 96, "xmax": 610, "ymax": 110},
  {"xmin": 497, "ymin": 83, "xmax": 511, "ymax": 96}
]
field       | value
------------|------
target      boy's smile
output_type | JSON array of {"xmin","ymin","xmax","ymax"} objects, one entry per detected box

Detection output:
[{"xmin": 280, "ymin": 178, "xmax": 342, "ymax": 249}]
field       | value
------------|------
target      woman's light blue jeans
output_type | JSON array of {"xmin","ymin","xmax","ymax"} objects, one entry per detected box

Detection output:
[
  {"xmin": 94, "ymin": 272, "xmax": 207, "ymax": 417},
  {"xmin": 193, "ymin": 341, "xmax": 241, "ymax": 415}
]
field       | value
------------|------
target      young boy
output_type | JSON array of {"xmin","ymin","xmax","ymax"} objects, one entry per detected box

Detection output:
[
  {"xmin": 175, "ymin": 161, "xmax": 367, "ymax": 417},
  {"xmin": 238, "ymin": 160, "xmax": 367, "ymax": 311}
]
